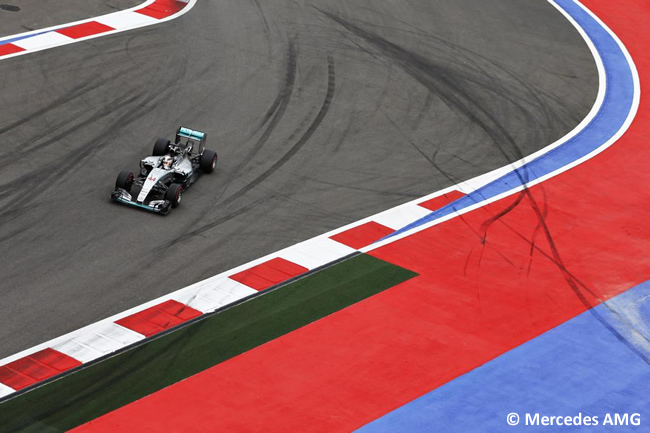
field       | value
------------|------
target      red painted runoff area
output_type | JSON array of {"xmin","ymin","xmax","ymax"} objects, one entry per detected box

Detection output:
[
  {"xmin": 417, "ymin": 189, "xmax": 465, "ymax": 211},
  {"xmin": 229, "ymin": 257, "xmax": 308, "ymax": 291},
  {"xmin": 0, "ymin": 349, "xmax": 81, "ymax": 391},
  {"xmin": 330, "ymin": 221, "xmax": 393, "ymax": 249},
  {"xmin": 56, "ymin": 22, "xmax": 115, "ymax": 39},
  {"xmin": 74, "ymin": 0, "xmax": 650, "ymax": 431},
  {"xmin": 135, "ymin": 0, "xmax": 186, "ymax": 19},
  {"xmin": 115, "ymin": 300, "xmax": 202, "ymax": 337}
]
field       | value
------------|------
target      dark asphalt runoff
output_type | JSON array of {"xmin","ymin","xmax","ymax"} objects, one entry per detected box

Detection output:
[{"xmin": 0, "ymin": 0, "xmax": 598, "ymax": 358}]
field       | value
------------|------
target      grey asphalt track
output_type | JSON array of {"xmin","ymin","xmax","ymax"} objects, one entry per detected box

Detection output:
[{"xmin": 0, "ymin": 0, "xmax": 598, "ymax": 358}]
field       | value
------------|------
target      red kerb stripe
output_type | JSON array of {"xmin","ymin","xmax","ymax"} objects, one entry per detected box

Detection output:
[
  {"xmin": 329, "ymin": 221, "xmax": 394, "ymax": 250},
  {"xmin": 56, "ymin": 21, "xmax": 115, "ymax": 39},
  {"xmin": 115, "ymin": 300, "xmax": 202, "ymax": 337},
  {"xmin": 229, "ymin": 258, "xmax": 308, "ymax": 291},
  {"xmin": 135, "ymin": 0, "xmax": 186, "ymax": 19},
  {"xmin": 418, "ymin": 190, "xmax": 466, "ymax": 211},
  {"xmin": 0, "ymin": 44, "xmax": 25, "ymax": 57},
  {"xmin": 0, "ymin": 349, "xmax": 82, "ymax": 391}
]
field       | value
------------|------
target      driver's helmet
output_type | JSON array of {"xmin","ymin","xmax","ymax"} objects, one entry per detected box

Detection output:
[{"xmin": 162, "ymin": 155, "xmax": 174, "ymax": 170}]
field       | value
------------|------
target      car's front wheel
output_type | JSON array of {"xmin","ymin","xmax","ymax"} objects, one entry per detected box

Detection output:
[
  {"xmin": 165, "ymin": 183, "xmax": 183, "ymax": 208},
  {"xmin": 115, "ymin": 171, "xmax": 134, "ymax": 191},
  {"xmin": 200, "ymin": 149, "xmax": 218, "ymax": 173}
]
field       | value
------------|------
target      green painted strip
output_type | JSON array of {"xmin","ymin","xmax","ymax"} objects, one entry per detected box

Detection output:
[{"xmin": 0, "ymin": 254, "xmax": 416, "ymax": 433}]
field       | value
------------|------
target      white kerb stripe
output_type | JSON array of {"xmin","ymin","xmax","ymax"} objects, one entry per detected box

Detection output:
[
  {"xmin": 172, "ymin": 278, "xmax": 256, "ymax": 313},
  {"xmin": 53, "ymin": 339, "xmax": 102, "ymax": 364},
  {"xmin": 278, "ymin": 237, "xmax": 357, "ymax": 270},
  {"xmin": 95, "ymin": 11, "xmax": 159, "ymax": 30},
  {"xmin": 53, "ymin": 322, "xmax": 145, "ymax": 363},
  {"xmin": 13, "ymin": 32, "xmax": 73, "ymax": 50},
  {"xmin": 0, "ymin": 383, "xmax": 15, "ymax": 398},
  {"xmin": 372, "ymin": 204, "xmax": 433, "ymax": 230}
]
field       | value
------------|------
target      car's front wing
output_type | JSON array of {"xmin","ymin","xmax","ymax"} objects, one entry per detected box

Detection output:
[{"xmin": 110, "ymin": 188, "xmax": 172, "ymax": 215}]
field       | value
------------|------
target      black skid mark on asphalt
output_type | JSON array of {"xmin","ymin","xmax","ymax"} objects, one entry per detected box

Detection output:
[
  {"xmin": 0, "ymin": 95, "xmax": 147, "ymax": 235},
  {"xmin": 0, "ymin": 80, "xmax": 96, "ymax": 140},
  {"xmin": 351, "ymin": 6, "xmax": 583, "ymax": 136},
  {"xmin": 318, "ymin": 10, "xmax": 527, "ymax": 161},
  {"xmin": 318, "ymin": 8, "xmax": 581, "ymax": 204},
  {"xmin": 155, "ymin": 40, "xmax": 300, "ymax": 255},
  {"xmin": 0, "ymin": 92, "xmax": 143, "ymax": 209},
  {"xmin": 0, "ymin": 65, "xmax": 183, "ymax": 231},
  {"xmin": 0, "ymin": 4, "xmax": 19, "ymax": 12},
  {"xmin": 318, "ymin": 9, "xmax": 541, "ymax": 208},
  {"xmin": 0, "ymin": 66, "xmax": 139, "ymax": 164},
  {"xmin": 382, "ymin": 109, "xmax": 507, "ymax": 250},
  {"xmin": 244, "ymin": 39, "xmax": 298, "ymax": 153},
  {"xmin": 248, "ymin": 0, "xmax": 271, "ymax": 41},
  {"xmin": 321, "ymin": 10, "xmax": 533, "ymax": 232},
  {"xmin": 380, "ymin": 96, "xmax": 536, "ymax": 308},
  {"xmin": 411, "ymin": 91, "xmax": 434, "ymax": 131},
  {"xmin": 214, "ymin": 38, "xmax": 298, "ymax": 205},
  {"xmin": 164, "ymin": 54, "xmax": 337, "ymax": 248},
  {"xmin": 228, "ymin": 53, "xmax": 336, "ymax": 203},
  {"xmin": 381, "ymin": 111, "xmax": 468, "ymax": 189},
  {"xmin": 0, "ymin": 39, "xmax": 188, "ymax": 212},
  {"xmin": 323, "ymin": 11, "xmax": 558, "ymax": 254},
  {"xmin": 320, "ymin": 10, "xmax": 650, "ymax": 362},
  {"xmin": 216, "ymin": 39, "xmax": 298, "ymax": 201}
]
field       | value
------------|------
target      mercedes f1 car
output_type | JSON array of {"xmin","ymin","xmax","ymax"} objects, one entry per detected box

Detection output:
[{"xmin": 111, "ymin": 126, "xmax": 217, "ymax": 215}]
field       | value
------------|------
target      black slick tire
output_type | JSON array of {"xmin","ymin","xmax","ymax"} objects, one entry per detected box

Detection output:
[
  {"xmin": 115, "ymin": 171, "xmax": 134, "ymax": 191},
  {"xmin": 153, "ymin": 138, "xmax": 171, "ymax": 156},
  {"xmin": 200, "ymin": 149, "xmax": 217, "ymax": 173},
  {"xmin": 165, "ymin": 183, "xmax": 183, "ymax": 208}
]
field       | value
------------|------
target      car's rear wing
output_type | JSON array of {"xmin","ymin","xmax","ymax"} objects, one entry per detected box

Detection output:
[
  {"xmin": 176, "ymin": 126, "xmax": 207, "ymax": 154},
  {"xmin": 176, "ymin": 126, "xmax": 206, "ymax": 142}
]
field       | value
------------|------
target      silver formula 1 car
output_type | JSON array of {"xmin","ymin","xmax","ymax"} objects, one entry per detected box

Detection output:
[{"xmin": 111, "ymin": 126, "xmax": 217, "ymax": 215}]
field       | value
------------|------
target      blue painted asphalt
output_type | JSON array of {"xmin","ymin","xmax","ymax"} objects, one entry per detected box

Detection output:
[
  {"xmin": 358, "ymin": 281, "xmax": 650, "ymax": 432},
  {"xmin": 387, "ymin": 0, "xmax": 636, "ymax": 239},
  {"xmin": 0, "ymin": 31, "xmax": 51, "ymax": 46}
]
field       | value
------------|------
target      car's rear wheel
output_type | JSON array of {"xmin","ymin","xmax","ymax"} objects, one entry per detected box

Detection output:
[
  {"xmin": 153, "ymin": 138, "xmax": 171, "ymax": 156},
  {"xmin": 200, "ymin": 149, "xmax": 217, "ymax": 173},
  {"xmin": 165, "ymin": 183, "xmax": 183, "ymax": 208},
  {"xmin": 115, "ymin": 171, "xmax": 134, "ymax": 191}
]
